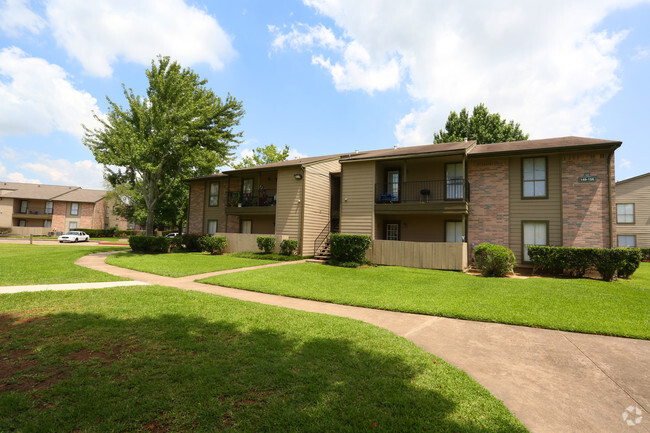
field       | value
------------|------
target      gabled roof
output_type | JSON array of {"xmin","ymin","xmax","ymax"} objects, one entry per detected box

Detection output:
[
  {"xmin": 467, "ymin": 136, "xmax": 621, "ymax": 157},
  {"xmin": 616, "ymin": 172, "xmax": 650, "ymax": 186},
  {"xmin": 340, "ymin": 140, "xmax": 476, "ymax": 162},
  {"xmin": 0, "ymin": 181, "xmax": 106, "ymax": 202},
  {"xmin": 222, "ymin": 153, "xmax": 349, "ymax": 173}
]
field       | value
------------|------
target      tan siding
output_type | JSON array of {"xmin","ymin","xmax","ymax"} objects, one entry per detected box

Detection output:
[
  {"xmin": 509, "ymin": 155, "xmax": 562, "ymax": 262},
  {"xmin": 302, "ymin": 160, "xmax": 340, "ymax": 255},
  {"xmin": 213, "ymin": 233, "xmax": 288, "ymax": 253},
  {"xmin": 0, "ymin": 198, "xmax": 13, "ymax": 227},
  {"xmin": 616, "ymin": 174, "xmax": 650, "ymax": 248},
  {"xmin": 368, "ymin": 240, "xmax": 467, "ymax": 271},
  {"xmin": 275, "ymin": 167, "xmax": 302, "ymax": 243},
  {"xmin": 340, "ymin": 161, "xmax": 375, "ymax": 236},
  {"xmin": 203, "ymin": 179, "xmax": 227, "ymax": 233}
]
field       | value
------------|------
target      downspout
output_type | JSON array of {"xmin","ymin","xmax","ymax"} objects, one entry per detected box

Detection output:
[
  {"xmin": 607, "ymin": 151, "xmax": 613, "ymax": 248},
  {"xmin": 299, "ymin": 166, "xmax": 306, "ymax": 255}
]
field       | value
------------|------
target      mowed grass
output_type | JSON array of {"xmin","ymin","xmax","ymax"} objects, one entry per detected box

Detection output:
[
  {"xmin": 0, "ymin": 286, "xmax": 527, "ymax": 433},
  {"xmin": 106, "ymin": 252, "xmax": 282, "ymax": 277},
  {"xmin": 0, "ymin": 245, "xmax": 129, "ymax": 286},
  {"xmin": 201, "ymin": 262, "xmax": 650, "ymax": 339}
]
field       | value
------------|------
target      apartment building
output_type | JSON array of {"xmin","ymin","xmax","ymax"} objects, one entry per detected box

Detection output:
[
  {"xmin": 0, "ymin": 182, "xmax": 123, "ymax": 235},
  {"xmin": 186, "ymin": 136, "xmax": 620, "ymax": 269},
  {"xmin": 615, "ymin": 172, "xmax": 650, "ymax": 248}
]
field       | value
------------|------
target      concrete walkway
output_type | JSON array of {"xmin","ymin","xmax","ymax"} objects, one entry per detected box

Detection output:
[
  {"xmin": 0, "ymin": 281, "xmax": 149, "ymax": 294},
  {"xmin": 68, "ymin": 252, "xmax": 649, "ymax": 432}
]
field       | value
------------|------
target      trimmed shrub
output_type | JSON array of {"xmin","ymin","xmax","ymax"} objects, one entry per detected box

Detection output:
[
  {"xmin": 279, "ymin": 239, "xmax": 298, "ymax": 256},
  {"xmin": 128, "ymin": 235, "xmax": 170, "ymax": 253},
  {"xmin": 0, "ymin": 227, "xmax": 11, "ymax": 235},
  {"xmin": 181, "ymin": 233, "xmax": 205, "ymax": 252},
  {"xmin": 641, "ymin": 248, "xmax": 650, "ymax": 262},
  {"xmin": 473, "ymin": 243, "xmax": 516, "ymax": 277},
  {"xmin": 330, "ymin": 233, "xmax": 371, "ymax": 264},
  {"xmin": 613, "ymin": 248, "xmax": 643, "ymax": 279},
  {"xmin": 257, "ymin": 236, "xmax": 276, "ymax": 254},
  {"xmin": 78, "ymin": 228, "xmax": 118, "ymax": 238},
  {"xmin": 200, "ymin": 236, "xmax": 228, "ymax": 255}
]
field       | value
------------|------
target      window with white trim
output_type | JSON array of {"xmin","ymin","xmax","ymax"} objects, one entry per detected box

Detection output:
[
  {"xmin": 45, "ymin": 201, "xmax": 53, "ymax": 215},
  {"xmin": 386, "ymin": 223, "xmax": 399, "ymax": 241},
  {"xmin": 43, "ymin": 220, "xmax": 52, "ymax": 228},
  {"xmin": 445, "ymin": 221, "xmax": 463, "ymax": 242},
  {"xmin": 618, "ymin": 235, "xmax": 636, "ymax": 248},
  {"xmin": 522, "ymin": 157, "xmax": 546, "ymax": 198},
  {"xmin": 523, "ymin": 222, "xmax": 547, "ymax": 262},
  {"xmin": 69, "ymin": 221, "xmax": 77, "ymax": 230},
  {"xmin": 616, "ymin": 204, "xmax": 634, "ymax": 224},
  {"xmin": 207, "ymin": 220, "xmax": 218, "ymax": 235},
  {"xmin": 209, "ymin": 182, "xmax": 219, "ymax": 206},
  {"xmin": 70, "ymin": 202, "xmax": 79, "ymax": 215}
]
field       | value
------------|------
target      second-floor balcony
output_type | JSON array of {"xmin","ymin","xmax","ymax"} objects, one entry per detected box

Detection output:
[
  {"xmin": 227, "ymin": 190, "xmax": 277, "ymax": 208},
  {"xmin": 14, "ymin": 207, "xmax": 54, "ymax": 217},
  {"xmin": 374, "ymin": 180, "xmax": 469, "ymax": 214}
]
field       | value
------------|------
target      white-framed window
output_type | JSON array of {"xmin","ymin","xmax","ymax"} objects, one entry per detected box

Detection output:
[
  {"xmin": 43, "ymin": 220, "xmax": 52, "ymax": 228},
  {"xmin": 386, "ymin": 223, "xmax": 399, "ymax": 241},
  {"xmin": 522, "ymin": 157, "xmax": 546, "ymax": 198},
  {"xmin": 616, "ymin": 204, "xmax": 635, "ymax": 224},
  {"xmin": 70, "ymin": 202, "xmax": 79, "ymax": 216},
  {"xmin": 209, "ymin": 182, "xmax": 219, "ymax": 206},
  {"xmin": 523, "ymin": 221, "xmax": 548, "ymax": 262},
  {"xmin": 445, "ymin": 221, "xmax": 463, "ymax": 242},
  {"xmin": 20, "ymin": 200, "xmax": 28, "ymax": 213},
  {"xmin": 618, "ymin": 235, "xmax": 636, "ymax": 248},
  {"xmin": 207, "ymin": 220, "xmax": 218, "ymax": 235},
  {"xmin": 241, "ymin": 219, "xmax": 252, "ymax": 234},
  {"xmin": 69, "ymin": 221, "xmax": 77, "ymax": 230},
  {"xmin": 45, "ymin": 201, "xmax": 53, "ymax": 215},
  {"xmin": 446, "ymin": 163, "xmax": 464, "ymax": 200}
]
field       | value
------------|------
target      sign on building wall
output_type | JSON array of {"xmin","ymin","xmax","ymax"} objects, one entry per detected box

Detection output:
[{"xmin": 578, "ymin": 173, "xmax": 597, "ymax": 183}]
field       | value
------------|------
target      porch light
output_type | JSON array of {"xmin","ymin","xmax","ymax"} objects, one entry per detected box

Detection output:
[{"xmin": 294, "ymin": 173, "xmax": 303, "ymax": 180}]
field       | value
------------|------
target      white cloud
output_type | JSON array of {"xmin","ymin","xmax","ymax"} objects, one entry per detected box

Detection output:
[
  {"xmin": 21, "ymin": 159, "xmax": 105, "ymax": 189},
  {"xmin": 0, "ymin": 47, "xmax": 101, "ymax": 139},
  {"xmin": 618, "ymin": 158, "xmax": 632, "ymax": 169},
  {"xmin": 270, "ymin": 23, "xmax": 345, "ymax": 51},
  {"xmin": 0, "ymin": 0, "xmax": 46, "ymax": 36},
  {"xmin": 45, "ymin": 0, "xmax": 236, "ymax": 77},
  {"xmin": 0, "ymin": 161, "xmax": 41, "ymax": 184},
  {"xmin": 275, "ymin": 0, "xmax": 647, "ymax": 142},
  {"xmin": 632, "ymin": 45, "xmax": 649, "ymax": 60}
]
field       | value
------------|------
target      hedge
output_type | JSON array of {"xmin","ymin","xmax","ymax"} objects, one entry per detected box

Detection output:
[
  {"xmin": 527, "ymin": 245, "xmax": 643, "ymax": 281},
  {"xmin": 0, "ymin": 227, "xmax": 10, "ymax": 235},
  {"xmin": 200, "ymin": 236, "xmax": 228, "ymax": 255},
  {"xmin": 78, "ymin": 228, "xmax": 118, "ymax": 238},
  {"xmin": 128, "ymin": 236, "xmax": 170, "ymax": 254},
  {"xmin": 280, "ymin": 239, "xmax": 298, "ymax": 256},
  {"xmin": 180, "ymin": 234, "xmax": 205, "ymax": 252},
  {"xmin": 473, "ymin": 243, "xmax": 516, "ymax": 277},
  {"xmin": 330, "ymin": 233, "xmax": 371, "ymax": 265},
  {"xmin": 642, "ymin": 248, "xmax": 650, "ymax": 262},
  {"xmin": 257, "ymin": 236, "xmax": 276, "ymax": 254}
]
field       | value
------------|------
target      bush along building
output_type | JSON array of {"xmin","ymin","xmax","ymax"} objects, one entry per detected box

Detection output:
[{"xmin": 186, "ymin": 136, "xmax": 621, "ymax": 270}]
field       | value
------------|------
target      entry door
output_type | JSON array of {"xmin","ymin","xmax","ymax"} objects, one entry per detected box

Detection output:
[
  {"xmin": 385, "ymin": 222, "xmax": 399, "ymax": 240},
  {"xmin": 20, "ymin": 200, "xmax": 28, "ymax": 213},
  {"xmin": 386, "ymin": 170, "xmax": 399, "ymax": 201},
  {"xmin": 446, "ymin": 163, "xmax": 464, "ymax": 199},
  {"xmin": 523, "ymin": 222, "xmax": 547, "ymax": 262},
  {"xmin": 241, "ymin": 219, "xmax": 252, "ymax": 234},
  {"xmin": 445, "ymin": 221, "xmax": 463, "ymax": 242}
]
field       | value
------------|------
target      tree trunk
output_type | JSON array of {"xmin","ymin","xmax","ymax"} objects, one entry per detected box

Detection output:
[{"xmin": 146, "ymin": 209, "xmax": 155, "ymax": 236}]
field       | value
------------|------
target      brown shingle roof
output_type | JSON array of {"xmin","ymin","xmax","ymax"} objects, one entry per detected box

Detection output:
[
  {"xmin": 223, "ymin": 153, "xmax": 349, "ymax": 173},
  {"xmin": 467, "ymin": 136, "xmax": 621, "ymax": 157},
  {"xmin": 615, "ymin": 172, "xmax": 650, "ymax": 186},
  {"xmin": 341, "ymin": 140, "xmax": 475, "ymax": 162},
  {"xmin": 54, "ymin": 188, "xmax": 106, "ymax": 203},
  {"xmin": 0, "ymin": 182, "xmax": 106, "ymax": 202}
]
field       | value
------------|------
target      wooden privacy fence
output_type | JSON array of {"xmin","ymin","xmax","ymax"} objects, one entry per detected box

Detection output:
[
  {"xmin": 368, "ymin": 240, "xmax": 467, "ymax": 271},
  {"xmin": 213, "ymin": 233, "xmax": 289, "ymax": 254},
  {"xmin": 9, "ymin": 227, "xmax": 51, "ymax": 236}
]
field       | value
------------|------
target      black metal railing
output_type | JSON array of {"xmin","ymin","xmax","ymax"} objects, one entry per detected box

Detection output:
[
  {"xmin": 227, "ymin": 189, "xmax": 277, "ymax": 207},
  {"xmin": 375, "ymin": 180, "xmax": 469, "ymax": 203},
  {"xmin": 313, "ymin": 218, "xmax": 340, "ymax": 255},
  {"xmin": 15, "ymin": 207, "xmax": 54, "ymax": 215}
]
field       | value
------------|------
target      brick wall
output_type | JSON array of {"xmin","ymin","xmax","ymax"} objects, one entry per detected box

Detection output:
[
  {"xmin": 227, "ymin": 215, "xmax": 240, "ymax": 233},
  {"xmin": 467, "ymin": 158, "xmax": 510, "ymax": 248},
  {"xmin": 561, "ymin": 151, "xmax": 614, "ymax": 248},
  {"xmin": 188, "ymin": 182, "xmax": 205, "ymax": 233},
  {"xmin": 51, "ymin": 201, "xmax": 67, "ymax": 233},
  {"xmin": 80, "ymin": 203, "xmax": 94, "ymax": 228}
]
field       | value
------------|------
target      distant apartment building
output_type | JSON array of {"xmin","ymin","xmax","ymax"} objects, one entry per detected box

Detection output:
[
  {"xmin": 615, "ymin": 172, "xmax": 650, "ymax": 248},
  {"xmin": 0, "ymin": 182, "xmax": 127, "ymax": 235},
  {"xmin": 186, "ymin": 136, "xmax": 620, "ymax": 270}
]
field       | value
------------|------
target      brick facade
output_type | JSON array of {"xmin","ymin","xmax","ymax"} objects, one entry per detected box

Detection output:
[
  {"xmin": 188, "ymin": 182, "xmax": 205, "ymax": 233},
  {"xmin": 92, "ymin": 200, "xmax": 107, "ymax": 229},
  {"xmin": 561, "ymin": 151, "xmax": 614, "ymax": 248},
  {"xmin": 467, "ymin": 158, "xmax": 510, "ymax": 248},
  {"xmin": 80, "ymin": 203, "xmax": 95, "ymax": 228},
  {"xmin": 51, "ymin": 201, "xmax": 67, "ymax": 233},
  {"xmin": 227, "ymin": 215, "xmax": 240, "ymax": 233}
]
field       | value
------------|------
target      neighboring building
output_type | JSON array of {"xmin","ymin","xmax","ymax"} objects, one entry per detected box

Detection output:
[
  {"xmin": 0, "ymin": 182, "xmax": 127, "ymax": 235},
  {"xmin": 615, "ymin": 172, "xmax": 650, "ymax": 248},
  {"xmin": 186, "ymin": 136, "xmax": 620, "ymax": 269}
]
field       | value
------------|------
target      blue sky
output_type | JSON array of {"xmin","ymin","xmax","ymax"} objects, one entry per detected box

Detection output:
[{"xmin": 0, "ymin": 0, "xmax": 648, "ymax": 189}]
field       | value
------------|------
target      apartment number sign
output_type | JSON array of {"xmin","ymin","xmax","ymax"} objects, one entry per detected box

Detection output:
[{"xmin": 578, "ymin": 173, "xmax": 597, "ymax": 183}]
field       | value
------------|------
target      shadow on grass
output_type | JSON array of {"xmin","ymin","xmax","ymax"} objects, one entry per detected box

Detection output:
[{"xmin": 0, "ymin": 311, "xmax": 524, "ymax": 433}]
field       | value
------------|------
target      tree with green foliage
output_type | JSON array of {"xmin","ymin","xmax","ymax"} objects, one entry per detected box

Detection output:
[
  {"xmin": 231, "ymin": 144, "xmax": 290, "ymax": 169},
  {"xmin": 84, "ymin": 56, "xmax": 244, "ymax": 236},
  {"xmin": 434, "ymin": 103, "xmax": 528, "ymax": 144}
]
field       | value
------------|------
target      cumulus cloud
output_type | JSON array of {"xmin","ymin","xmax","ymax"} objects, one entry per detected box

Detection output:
[
  {"xmin": 20, "ymin": 159, "xmax": 105, "ymax": 189},
  {"xmin": 0, "ymin": 0, "xmax": 46, "ymax": 36},
  {"xmin": 0, "ymin": 161, "xmax": 41, "ymax": 184},
  {"xmin": 273, "ymin": 0, "xmax": 646, "ymax": 143},
  {"xmin": 45, "ymin": 0, "xmax": 236, "ymax": 77},
  {"xmin": 0, "ymin": 47, "xmax": 101, "ymax": 139},
  {"xmin": 618, "ymin": 158, "xmax": 632, "ymax": 169},
  {"xmin": 632, "ymin": 45, "xmax": 649, "ymax": 60}
]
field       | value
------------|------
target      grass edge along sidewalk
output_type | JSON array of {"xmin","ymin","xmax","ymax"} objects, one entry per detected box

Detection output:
[
  {"xmin": 0, "ymin": 285, "xmax": 528, "ymax": 433},
  {"xmin": 199, "ymin": 261, "xmax": 650, "ymax": 340}
]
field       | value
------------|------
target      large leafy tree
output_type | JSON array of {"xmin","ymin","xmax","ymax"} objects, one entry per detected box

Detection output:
[
  {"xmin": 434, "ymin": 103, "xmax": 528, "ymax": 144},
  {"xmin": 84, "ymin": 56, "xmax": 244, "ymax": 235},
  {"xmin": 231, "ymin": 144, "xmax": 290, "ymax": 169}
]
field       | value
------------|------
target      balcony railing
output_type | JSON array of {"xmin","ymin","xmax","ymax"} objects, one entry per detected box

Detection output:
[
  {"xmin": 15, "ymin": 207, "xmax": 54, "ymax": 216},
  {"xmin": 227, "ymin": 189, "xmax": 277, "ymax": 207},
  {"xmin": 375, "ymin": 180, "xmax": 469, "ymax": 203}
]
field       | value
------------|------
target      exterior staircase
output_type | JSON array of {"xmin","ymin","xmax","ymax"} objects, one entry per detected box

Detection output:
[
  {"xmin": 313, "ymin": 218, "xmax": 339, "ymax": 261},
  {"xmin": 314, "ymin": 238, "xmax": 331, "ymax": 260}
]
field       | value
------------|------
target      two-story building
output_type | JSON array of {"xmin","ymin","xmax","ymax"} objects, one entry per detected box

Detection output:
[
  {"xmin": 186, "ymin": 136, "xmax": 620, "ymax": 270},
  {"xmin": 615, "ymin": 172, "xmax": 650, "ymax": 248}
]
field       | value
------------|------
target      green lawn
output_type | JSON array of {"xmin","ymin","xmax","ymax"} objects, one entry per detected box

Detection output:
[
  {"xmin": 201, "ymin": 262, "xmax": 650, "ymax": 339},
  {"xmin": 0, "ymin": 245, "xmax": 129, "ymax": 286},
  {"xmin": 0, "ymin": 286, "xmax": 526, "ymax": 432},
  {"xmin": 106, "ymin": 251, "xmax": 282, "ymax": 277}
]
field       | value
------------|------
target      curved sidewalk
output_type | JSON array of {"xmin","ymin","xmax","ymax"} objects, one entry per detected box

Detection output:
[{"xmin": 76, "ymin": 251, "xmax": 650, "ymax": 433}]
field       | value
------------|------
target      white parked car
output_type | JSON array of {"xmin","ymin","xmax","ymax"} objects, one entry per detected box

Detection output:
[{"xmin": 58, "ymin": 231, "xmax": 90, "ymax": 243}]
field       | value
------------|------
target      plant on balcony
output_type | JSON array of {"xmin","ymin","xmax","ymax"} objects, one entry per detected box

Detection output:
[
  {"xmin": 257, "ymin": 236, "xmax": 276, "ymax": 254},
  {"xmin": 473, "ymin": 243, "xmax": 516, "ymax": 277}
]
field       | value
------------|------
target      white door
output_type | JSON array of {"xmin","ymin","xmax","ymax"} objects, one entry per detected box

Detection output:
[
  {"xmin": 446, "ymin": 163, "xmax": 464, "ymax": 199},
  {"xmin": 207, "ymin": 220, "xmax": 217, "ymax": 235},
  {"xmin": 523, "ymin": 222, "xmax": 547, "ymax": 262},
  {"xmin": 241, "ymin": 220, "xmax": 252, "ymax": 234},
  {"xmin": 445, "ymin": 221, "xmax": 463, "ymax": 242},
  {"xmin": 387, "ymin": 170, "xmax": 399, "ymax": 201}
]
